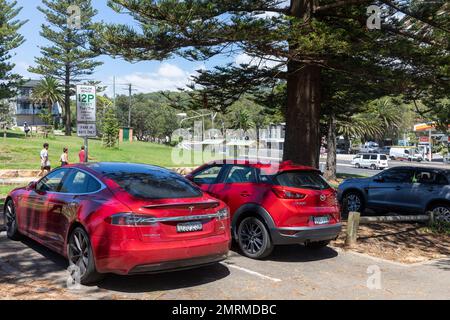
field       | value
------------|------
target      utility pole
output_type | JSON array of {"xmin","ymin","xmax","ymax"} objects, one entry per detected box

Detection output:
[{"xmin": 128, "ymin": 83, "xmax": 132, "ymax": 128}]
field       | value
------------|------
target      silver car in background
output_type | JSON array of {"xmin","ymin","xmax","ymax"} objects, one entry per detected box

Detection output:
[{"xmin": 337, "ymin": 167, "xmax": 450, "ymax": 222}]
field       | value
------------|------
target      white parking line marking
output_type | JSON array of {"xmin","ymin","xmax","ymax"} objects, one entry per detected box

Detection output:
[{"xmin": 222, "ymin": 262, "xmax": 282, "ymax": 282}]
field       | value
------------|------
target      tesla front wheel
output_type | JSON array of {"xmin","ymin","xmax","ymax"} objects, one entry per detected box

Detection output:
[
  {"xmin": 4, "ymin": 200, "xmax": 21, "ymax": 240},
  {"xmin": 238, "ymin": 217, "xmax": 273, "ymax": 259},
  {"xmin": 68, "ymin": 227, "xmax": 104, "ymax": 285}
]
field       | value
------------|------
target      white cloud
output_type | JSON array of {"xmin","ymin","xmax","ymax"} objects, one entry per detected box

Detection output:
[{"xmin": 107, "ymin": 62, "xmax": 197, "ymax": 95}]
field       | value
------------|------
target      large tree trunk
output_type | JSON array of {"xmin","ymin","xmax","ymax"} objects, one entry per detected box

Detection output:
[
  {"xmin": 283, "ymin": 62, "xmax": 322, "ymax": 168},
  {"xmin": 324, "ymin": 114, "xmax": 337, "ymax": 180},
  {"xmin": 64, "ymin": 65, "xmax": 71, "ymax": 136},
  {"xmin": 283, "ymin": 0, "xmax": 321, "ymax": 168}
]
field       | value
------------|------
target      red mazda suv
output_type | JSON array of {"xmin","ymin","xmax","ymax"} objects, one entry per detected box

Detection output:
[
  {"xmin": 186, "ymin": 160, "xmax": 341, "ymax": 259},
  {"xmin": 4, "ymin": 163, "xmax": 230, "ymax": 284}
]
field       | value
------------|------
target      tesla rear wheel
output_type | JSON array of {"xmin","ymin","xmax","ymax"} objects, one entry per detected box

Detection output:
[
  {"xmin": 305, "ymin": 240, "xmax": 330, "ymax": 249},
  {"xmin": 4, "ymin": 200, "xmax": 21, "ymax": 240},
  {"xmin": 343, "ymin": 192, "xmax": 364, "ymax": 215},
  {"xmin": 68, "ymin": 227, "xmax": 104, "ymax": 285},
  {"xmin": 431, "ymin": 205, "xmax": 450, "ymax": 224},
  {"xmin": 238, "ymin": 217, "xmax": 273, "ymax": 259}
]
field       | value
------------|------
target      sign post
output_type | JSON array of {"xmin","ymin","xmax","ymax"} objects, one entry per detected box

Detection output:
[{"xmin": 76, "ymin": 85, "xmax": 96, "ymax": 162}]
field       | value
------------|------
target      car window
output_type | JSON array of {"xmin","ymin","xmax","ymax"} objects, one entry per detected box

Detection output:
[
  {"xmin": 380, "ymin": 155, "xmax": 387, "ymax": 160},
  {"xmin": 106, "ymin": 169, "xmax": 202, "ymax": 200},
  {"xmin": 274, "ymin": 171, "xmax": 330, "ymax": 190},
  {"xmin": 36, "ymin": 169, "xmax": 68, "ymax": 192},
  {"xmin": 60, "ymin": 170, "xmax": 102, "ymax": 194},
  {"xmin": 414, "ymin": 170, "xmax": 448, "ymax": 185},
  {"xmin": 192, "ymin": 165, "xmax": 223, "ymax": 185},
  {"xmin": 370, "ymin": 155, "xmax": 377, "ymax": 160},
  {"xmin": 363, "ymin": 155, "xmax": 370, "ymax": 160},
  {"xmin": 380, "ymin": 168, "xmax": 414, "ymax": 183},
  {"xmin": 224, "ymin": 166, "xmax": 257, "ymax": 184}
]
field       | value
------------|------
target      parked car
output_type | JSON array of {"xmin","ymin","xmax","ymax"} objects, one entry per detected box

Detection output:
[
  {"xmin": 351, "ymin": 153, "xmax": 389, "ymax": 170},
  {"xmin": 186, "ymin": 160, "xmax": 342, "ymax": 259},
  {"xmin": 3, "ymin": 163, "xmax": 231, "ymax": 284},
  {"xmin": 359, "ymin": 141, "xmax": 379, "ymax": 153},
  {"xmin": 389, "ymin": 147, "xmax": 424, "ymax": 162},
  {"xmin": 338, "ymin": 166, "xmax": 450, "ymax": 221},
  {"xmin": 379, "ymin": 146, "xmax": 391, "ymax": 155}
]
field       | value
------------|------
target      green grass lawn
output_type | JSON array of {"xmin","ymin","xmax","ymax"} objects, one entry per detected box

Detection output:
[
  {"xmin": 0, "ymin": 130, "xmax": 212, "ymax": 170},
  {"xmin": 0, "ymin": 184, "xmax": 23, "ymax": 198}
]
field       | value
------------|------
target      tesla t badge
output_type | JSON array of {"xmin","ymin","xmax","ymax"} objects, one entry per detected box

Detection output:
[
  {"xmin": 189, "ymin": 206, "xmax": 195, "ymax": 213},
  {"xmin": 320, "ymin": 195, "xmax": 327, "ymax": 202}
]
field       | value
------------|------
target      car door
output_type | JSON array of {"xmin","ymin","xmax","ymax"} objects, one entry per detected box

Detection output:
[
  {"xmin": 208, "ymin": 165, "xmax": 260, "ymax": 215},
  {"xmin": 190, "ymin": 164, "xmax": 225, "ymax": 194},
  {"xmin": 410, "ymin": 170, "xmax": 449, "ymax": 213},
  {"xmin": 46, "ymin": 169, "xmax": 103, "ymax": 252},
  {"xmin": 23, "ymin": 169, "xmax": 69, "ymax": 240},
  {"xmin": 361, "ymin": 154, "xmax": 370, "ymax": 168},
  {"xmin": 367, "ymin": 168, "xmax": 415, "ymax": 212}
]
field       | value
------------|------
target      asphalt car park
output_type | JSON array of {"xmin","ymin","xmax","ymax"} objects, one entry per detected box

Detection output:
[{"xmin": 1, "ymin": 230, "xmax": 449, "ymax": 299}]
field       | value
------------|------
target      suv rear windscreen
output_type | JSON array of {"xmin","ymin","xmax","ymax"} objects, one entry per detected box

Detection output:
[
  {"xmin": 380, "ymin": 155, "xmax": 387, "ymax": 160},
  {"xmin": 273, "ymin": 171, "xmax": 331, "ymax": 190},
  {"xmin": 106, "ymin": 171, "xmax": 202, "ymax": 200}
]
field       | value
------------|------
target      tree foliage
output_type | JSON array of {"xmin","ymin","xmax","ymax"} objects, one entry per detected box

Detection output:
[
  {"xmin": 29, "ymin": 0, "xmax": 102, "ymax": 135},
  {"xmin": 102, "ymin": 106, "xmax": 120, "ymax": 148},
  {"xmin": 0, "ymin": 0, "xmax": 26, "ymax": 100}
]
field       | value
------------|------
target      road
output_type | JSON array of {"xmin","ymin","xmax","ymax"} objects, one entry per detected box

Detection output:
[
  {"xmin": 322, "ymin": 158, "xmax": 450, "ymax": 177},
  {"xmin": 1, "ymin": 231, "xmax": 449, "ymax": 300}
]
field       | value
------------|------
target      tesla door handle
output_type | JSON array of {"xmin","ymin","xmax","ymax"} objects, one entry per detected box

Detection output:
[{"xmin": 240, "ymin": 192, "xmax": 251, "ymax": 197}]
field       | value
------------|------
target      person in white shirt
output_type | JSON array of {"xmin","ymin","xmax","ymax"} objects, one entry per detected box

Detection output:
[
  {"xmin": 60, "ymin": 147, "xmax": 69, "ymax": 166},
  {"xmin": 39, "ymin": 143, "xmax": 51, "ymax": 177}
]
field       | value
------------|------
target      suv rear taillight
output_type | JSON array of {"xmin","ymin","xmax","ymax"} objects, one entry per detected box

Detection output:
[
  {"xmin": 272, "ymin": 186, "xmax": 306, "ymax": 199},
  {"xmin": 105, "ymin": 213, "xmax": 156, "ymax": 226}
]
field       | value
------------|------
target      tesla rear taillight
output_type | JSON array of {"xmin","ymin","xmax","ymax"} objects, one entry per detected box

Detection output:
[
  {"xmin": 272, "ymin": 186, "xmax": 306, "ymax": 199},
  {"xmin": 216, "ymin": 208, "xmax": 229, "ymax": 220},
  {"xmin": 105, "ymin": 213, "xmax": 156, "ymax": 226}
]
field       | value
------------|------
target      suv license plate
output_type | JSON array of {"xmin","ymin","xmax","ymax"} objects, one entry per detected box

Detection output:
[
  {"xmin": 313, "ymin": 216, "xmax": 330, "ymax": 225},
  {"xmin": 177, "ymin": 221, "xmax": 203, "ymax": 233}
]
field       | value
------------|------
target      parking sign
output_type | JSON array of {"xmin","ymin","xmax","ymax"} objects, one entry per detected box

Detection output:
[
  {"xmin": 77, "ymin": 123, "xmax": 97, "ymax": 137},
  {"xmin": 76, "ymin": 85, "xmax": 96, "ymax": 122}
]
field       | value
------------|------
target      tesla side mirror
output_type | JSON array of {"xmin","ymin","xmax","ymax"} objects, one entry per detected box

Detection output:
[{"xmin": 27, "ymin": 181, "xmax": 37, "ymax": 190}]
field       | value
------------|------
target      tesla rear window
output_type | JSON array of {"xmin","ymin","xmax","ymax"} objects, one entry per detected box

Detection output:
[
  {"xmin": 106, "ymin": 171, "xmax": 202, "ymax": 200},
  {"xmin": 273, "ymin": 171, "xmax": 330, "ymax": 190}
]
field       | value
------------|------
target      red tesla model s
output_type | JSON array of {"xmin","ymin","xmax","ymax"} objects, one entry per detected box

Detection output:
[{"xmin": 3, "ymin": 163, "xmax": 231, "ymax": 284}]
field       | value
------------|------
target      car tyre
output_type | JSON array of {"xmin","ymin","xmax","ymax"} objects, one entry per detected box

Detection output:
[
  {"xmin": 355, "ymin": 163, "xmax": 361, "ymax": 168},
  {"xmin": 67, "ymin": 227, "xmax": 104, "ymax": 285},
  {"xmin": 305, "ymin": 240, "xmax": 330, "ymax": 249},
  {"xmin": 237, "ymin": 217, "xmax": 273, "ymax": 259},
  {"xmin": 370, "ymin": 164, "xmax": 377, "ymax": 170},
  {"xmin": 4, "ymin": 200, "xmax": 21, "ymax": 240},
  {"xmin": 342, "ymin": 191, "xmax": 365, "ymax": 216}
]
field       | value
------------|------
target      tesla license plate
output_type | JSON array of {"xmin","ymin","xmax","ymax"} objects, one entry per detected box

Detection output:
[
  {"xmin": 177, "ymin": 221, "xmax": 203, "ymax": 233},
  {"xmin": 313, "ymin": 216, "xmax": 329, "ymax": 225}
]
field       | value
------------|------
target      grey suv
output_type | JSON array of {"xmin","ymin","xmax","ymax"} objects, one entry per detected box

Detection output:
[{"xmin": 337, "ymin": 167, "xmax": 450, "ymax": 222}]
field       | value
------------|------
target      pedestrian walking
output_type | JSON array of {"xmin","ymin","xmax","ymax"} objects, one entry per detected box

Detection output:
[
  {"xmin": 38, "ymin": 143, "xmax": 51, "ymax": 177},
  {"xmin": 60, "ymin": 147, "xmax": 69, "ymax": 166},
  {"xmin": 24, "ymin": 122, "xmax": 30, "ymax": 137}
]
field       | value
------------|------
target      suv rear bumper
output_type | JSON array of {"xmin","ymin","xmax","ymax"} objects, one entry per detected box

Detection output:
[{"xmin": 270, "ymin": 223, "xmax": 342, "ymax": 245}]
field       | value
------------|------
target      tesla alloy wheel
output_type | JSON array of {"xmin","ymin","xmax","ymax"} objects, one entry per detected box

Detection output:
[
  {"xmin": 343, "ymin": 192, "xmax": 364, "ymax": 215},
  {"xmin": 68, "ymin": 227, "xmax": 103, "ymax": 285},
  {"xmin": 4, "ymin": 200, "xmax": 21, "ymax": 240},
  {"xmin": 431, "ymin": 205, "xmax": 450, "ymax": 224}
]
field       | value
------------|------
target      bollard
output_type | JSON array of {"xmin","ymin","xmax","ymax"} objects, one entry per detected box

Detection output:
[{"xmin": 345, "ymin": 211, "xmax": 361, "ymax": 247}]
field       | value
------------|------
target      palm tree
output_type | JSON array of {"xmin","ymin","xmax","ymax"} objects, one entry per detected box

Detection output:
[
  {"xmin": 31, "ymin": 77, "xmax": 64, "ymax": 113},
  {"xmin": 231, "ymin": 109, "xmax": 254, "ymax": 132}
]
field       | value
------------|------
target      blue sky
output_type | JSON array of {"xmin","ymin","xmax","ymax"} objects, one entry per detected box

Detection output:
[{"xmin": 11, "ymin": 0, "xmax": 243, "ymax": 96}]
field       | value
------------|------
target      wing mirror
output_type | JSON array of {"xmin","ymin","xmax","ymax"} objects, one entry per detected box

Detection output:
[
  {"xmin": 373, "ymin": 176, "xmax": 384, "ymax": 183},
  {"xmin": 27, "ymin": 181, "xmax": 37, "ymax": 190}
]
